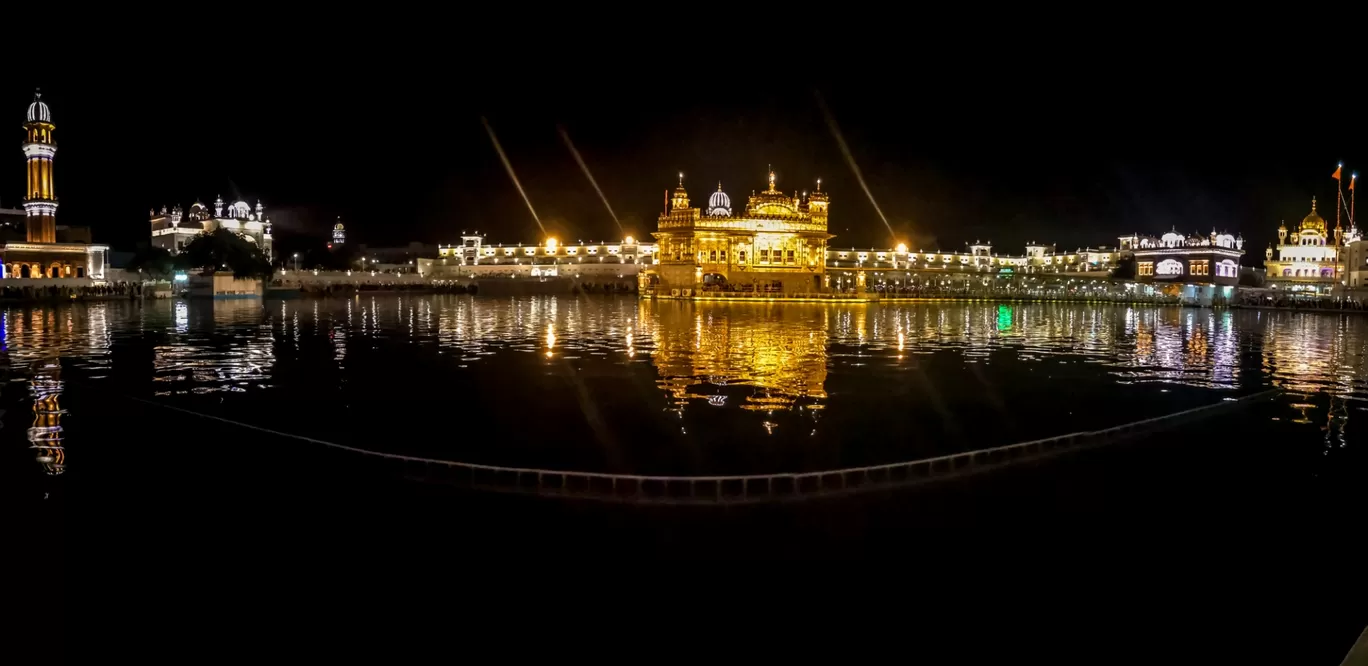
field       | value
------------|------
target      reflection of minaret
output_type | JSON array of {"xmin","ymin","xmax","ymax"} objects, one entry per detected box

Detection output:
[
  {"xmin": 27, "ymin": 359, "xmax": 65, "ymax": 475},
  {"xmin": 22, "ymin": 90, "xmax": 58, "ymax": 243},
  {"xmin": 1325, "ymin": 394, "xmax": 1349, "ymax": 453}
]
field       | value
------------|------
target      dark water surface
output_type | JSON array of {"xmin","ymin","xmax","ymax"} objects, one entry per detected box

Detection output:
[
  {"xmin": 11, "ymin": 296, "xmax": 1368, "ymax": 661},
  {"xmin": 5, "ymin": 295, "xmax": 1366, "ymax": 476}
]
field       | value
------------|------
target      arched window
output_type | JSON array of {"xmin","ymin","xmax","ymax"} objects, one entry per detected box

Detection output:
[{"xmin": 1156, "ymin": 259, "xmax": 1184, "ymax": 276}]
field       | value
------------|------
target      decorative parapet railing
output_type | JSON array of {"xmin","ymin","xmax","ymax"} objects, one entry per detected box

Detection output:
[
  {"xmin": 657, "ymin": 218, "xmax": 829, "ymax": 233},
  {"xmin": 123, "ymin": 388, "xmax": 1279, "ymax": 505}
]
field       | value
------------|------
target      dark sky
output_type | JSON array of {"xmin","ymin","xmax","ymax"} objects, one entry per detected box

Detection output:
[{"xmin": 5, "ymin": 69, "xmax": 1355, "ymax": 261}]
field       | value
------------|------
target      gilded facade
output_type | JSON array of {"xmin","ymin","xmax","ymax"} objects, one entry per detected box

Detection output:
[
  {"xmin": 1263, "ymin": 197, "xmax": 1359, "ymax": 294},
  {"xmin": 648, "ymin": 171, "xmax": 831, "ymax": 294}
]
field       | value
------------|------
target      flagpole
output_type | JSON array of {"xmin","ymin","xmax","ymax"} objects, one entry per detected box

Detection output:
[{"xmin": 1333, "ymin": 164, "xmax": 1344, "ymax": 295}]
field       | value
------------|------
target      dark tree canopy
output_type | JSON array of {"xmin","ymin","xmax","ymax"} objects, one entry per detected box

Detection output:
[
  {"xmin": 178, "ymin": 229, "xmax": 274, "ymax": 279},
  {"xmin": 127, "ymin": 244, "xmax": 176, "ymax": 280},
  {"xmin": 1110, "ymin": 256, "xmax": 1137, "ymax": 280}
]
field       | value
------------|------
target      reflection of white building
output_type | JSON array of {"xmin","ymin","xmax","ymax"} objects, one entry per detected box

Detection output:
[
  {"xmin": 150, "ymin": 195, "xmax": 273, "ymax": 259},
  {"xmin": 1263, "ymin": 197, "xmax": 1358, "ymax": 294}
]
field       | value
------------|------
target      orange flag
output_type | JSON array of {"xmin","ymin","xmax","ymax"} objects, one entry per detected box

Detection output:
[{"xmin": 1333, "ymin": 165, "xmax": 1343, "ymax": 180}]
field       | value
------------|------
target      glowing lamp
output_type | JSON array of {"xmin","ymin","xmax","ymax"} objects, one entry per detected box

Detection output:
[
  {"xmin": 896, "ymin": 243, "xmax": 908, "ymax": 253},
  {"xmin": 624, "ymin": 236, "xmax": 634, "ymax": 244},
  {"xmin": 545, "ymin": 238, "xmax": 558, "ymax": 253}
]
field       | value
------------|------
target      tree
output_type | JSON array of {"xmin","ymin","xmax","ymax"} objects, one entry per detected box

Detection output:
[
  {"xmin": 177, "ymin": 228, "xmax": 274, "ymax": 279},
  {"xmin": 127, "ymin": 245, "xmax": 176, "ymax": 280},
  {"xmin": 1110, "ymin": 256, "xmax": 1137, "ymax": 280}
]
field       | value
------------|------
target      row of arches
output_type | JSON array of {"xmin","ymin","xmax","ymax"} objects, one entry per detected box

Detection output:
[
  {"xmin": 1, "ymin": 263, "xmax": 84, "ymax": 279},
  {"xmin": 1282, "ymin": 267, "xmax": 1334, "ymax": 278}
]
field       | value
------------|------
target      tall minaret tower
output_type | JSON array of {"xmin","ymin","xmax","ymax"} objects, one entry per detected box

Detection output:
[{"xmin": 22, "ymin": 90, "xmax": 57, "ymax": 243}]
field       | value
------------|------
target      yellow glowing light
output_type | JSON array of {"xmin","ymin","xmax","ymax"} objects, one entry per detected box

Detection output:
[
  {"xmin": 545, "ymin": 238, "xmax": 558, "ymax": 252},
  {"xmin": 624, "ymin": 236, "xmax": 634, "ymax": 244},
  {"xmin": 896, "ymin": 243, "xmax": 908, "ymax": 253}
]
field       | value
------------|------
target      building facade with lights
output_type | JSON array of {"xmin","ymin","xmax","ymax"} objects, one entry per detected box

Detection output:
[
  {"xmin": 1119, "ymin": 229, "xmax": 1244, "ymax": 303},
  {"xmin": 0, "ymin": 91, "xmax": 109, "ymax": 279},
  {"xmin": 429, "ymin": 170, "xmax": 1256, "ymax": 303},
  {"xmin": 437, "ymin": 233, "xmax": 648, "ymax": 272},
  {"xmin": 150, "ymin": 196, "xmax": 273, "ymax": 259},
  {"xmin": 647, "ymin": 171, "xmax": 832, "ymax": 293},
  {"xmin": 1261, "ymin": 197, "xmax": 1358, "ymax": 294}
]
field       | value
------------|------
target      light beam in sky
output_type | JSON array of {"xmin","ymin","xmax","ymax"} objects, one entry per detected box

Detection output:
[
  {"xmin": 558, "ymin": 126, "xmax": 623, "ymax": 236},
  {"xmin": 815, "ymin": 91, "xmax": 896, "ymax": 243},
  {"xmin": 481, "ymin": 116, "xmax": 545, "ymax": 238}
]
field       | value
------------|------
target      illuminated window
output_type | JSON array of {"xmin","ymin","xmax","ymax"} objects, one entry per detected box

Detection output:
[
  {"xmin": 1138, "ymin": 262, "xmax": 1154, "ymax": 276},
  {"xmin": 1156, "ymin": 259, "xmax": 1183, "ymax": 276},
  {"xmin": 1189, "ymin": 260, "xmax": 1209, "ymax": 276},
  {"xmin": 739, "ymin": 251, "xmax": 747, "ymax": 264},
  {"xmin": 787, "ymin": 250, "xmax": 795, "ymax": 264},
  {"xmin": 720, "ymin": 250, "xmax": 727, "ymax": 262},
  {"xmin": 709, "ymin": 250, "xmax": 717, "ymax": 263},
  {"xmin": 760, "ymin": 249, "xmax": 770, "ymax": 264}
]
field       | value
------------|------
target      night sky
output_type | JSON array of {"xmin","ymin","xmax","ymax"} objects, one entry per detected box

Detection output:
[{"xmin": 4, "ymin": 72, "xmax": 1355, "ymax": 263}]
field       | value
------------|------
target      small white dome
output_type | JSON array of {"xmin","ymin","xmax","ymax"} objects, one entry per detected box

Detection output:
[
  {"xmin": 26, "ymin": 91, "xmax": 51, "ymax": 123},
  {"xmin": 232, "ymin": 201, "xmax": 251, "ymax": 218},
  {"xmin": 707, "ymin": 182, "xmax": 732, "ymax": 216}
]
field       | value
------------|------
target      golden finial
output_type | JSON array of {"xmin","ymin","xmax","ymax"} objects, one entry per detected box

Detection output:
[
  {"xmin": 1312, "ymin": 196, "xmax": 1317, "ymax": 212},
  {"xmin": 678, "ymin": 172, "xmax": 684, "ymax": 187},
  {"xmin": 717, "ymin": 181, "xmax": 723, "ymax": 191},
  {"xmin": 816, "ymin": 178, "xmax": 822, "ymax": 191},
  {"xmin": 767, "ymin": 165, "xmax": 776, "ymax": 192}
]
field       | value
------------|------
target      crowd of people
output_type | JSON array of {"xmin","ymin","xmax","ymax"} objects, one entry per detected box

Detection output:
[
  {"xmin": 271, "ymin": 281, "xmax": 474, "ymax": 295},
  {"xmin": 1237, "ymin": 293, "xmax": 1368, "ymax": 311},
  {"xmin": 0, "ymin": 281, "xmax": 144, "ymax": 302},
  {"xmin": 571, "ymin": 282, "xmax": 637, "ymax": 294}
]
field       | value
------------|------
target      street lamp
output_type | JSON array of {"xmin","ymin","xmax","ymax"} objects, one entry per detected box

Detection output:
[{"xmin": 292, "ymin": 252, "xmax": 300, "ymax": 272}]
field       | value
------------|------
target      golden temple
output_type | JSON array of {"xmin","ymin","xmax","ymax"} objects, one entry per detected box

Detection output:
[{"xmin": 645, "ymin": 169, "xmax": 832, "ymax": 294}]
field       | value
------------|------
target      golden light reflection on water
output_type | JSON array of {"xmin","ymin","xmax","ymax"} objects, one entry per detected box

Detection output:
[
  {"xmin": 27, "ymin": 358, "xmax": 64, "ymax": 475},
  {"xmin": 646, "ymin": 302, "xmax": 828, "ymax": 412},
  {"xmin": 4, "ymin": 297, "xmax": 1368, "ymax": 475}
]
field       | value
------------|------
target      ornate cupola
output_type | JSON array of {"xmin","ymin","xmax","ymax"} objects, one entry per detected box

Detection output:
[
  {"xmin": 670, "ymin": 172, "xmax": 690, "ymax": 211},
  {"xmin": 706, "ymin": 181, "xmax": 732, "ymax": 216}
]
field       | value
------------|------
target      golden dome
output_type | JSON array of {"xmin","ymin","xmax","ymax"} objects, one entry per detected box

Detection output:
[{"xmin": 1300, "ymin": 197, "xmax": 1326, "ymax": 234}]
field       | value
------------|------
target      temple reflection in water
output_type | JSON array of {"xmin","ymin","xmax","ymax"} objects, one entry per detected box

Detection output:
[
  {"xmin": 0, "ymin": 296, "xmax": 1360, "ymax": 478},
  {"xmin": 27, "ymin": 358, "xmax": 64, "ymax": 475},
  {"xmin": 645, "ymin": 301, "xmax": 828, "ymax": 413}
]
